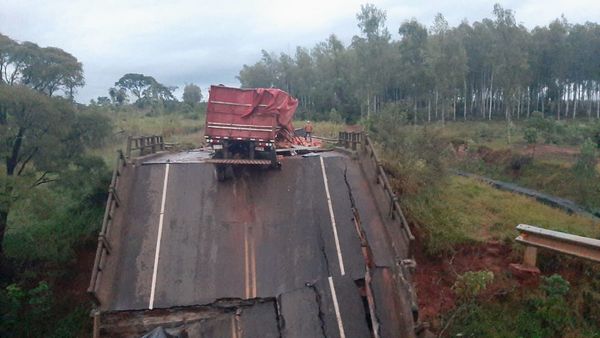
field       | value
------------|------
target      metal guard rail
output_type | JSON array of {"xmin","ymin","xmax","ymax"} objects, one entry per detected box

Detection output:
[
  {"xmin": 88, "ymin": 150, "xmax": 126, "ymax": 305},
  {"xmin": 338, "ymin": 131, "xmax": 419, "ymax": 327},
  {"xmin": 126, "ymin": 135, "xmax": 165, "ymax": 159},
  {"xmin": 338, "ymin": 131, "xmax": 363, "ymax": 150},
  {"xmin": 341, "ymin": 131, "xmax": 415, "ymax": 243},
  {"xmin": 516, "ymin": 224, "xmax": 600, "ymax": 263}
]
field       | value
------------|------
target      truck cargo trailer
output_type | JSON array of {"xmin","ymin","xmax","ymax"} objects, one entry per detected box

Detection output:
[{"xmin": 204, "ymin": 85, "xmax": 298, "ymax": 181}]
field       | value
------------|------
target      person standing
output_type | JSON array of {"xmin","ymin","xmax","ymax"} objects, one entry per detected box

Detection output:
[{"xmin": 304, "ymin": 121, "xmax": 313, "ymax": 142}]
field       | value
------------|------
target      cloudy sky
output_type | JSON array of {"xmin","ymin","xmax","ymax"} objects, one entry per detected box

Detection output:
[{"xmin": 1, "ymin": 0, "xmax": 599, "ymax": 103}]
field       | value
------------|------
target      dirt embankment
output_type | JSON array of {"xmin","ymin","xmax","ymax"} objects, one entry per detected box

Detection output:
[
  {"xmin": 413, "ymin": 230, "xmax": 597, "ymax": 334},
  {"xmin": 413, "ymin": 238, "xmax": 520, "ymax": 326}
]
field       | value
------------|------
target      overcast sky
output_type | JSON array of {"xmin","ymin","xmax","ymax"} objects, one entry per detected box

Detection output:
[{"xmin": 1, "ymin": 0, "xmax": 599, "ymax": 103}]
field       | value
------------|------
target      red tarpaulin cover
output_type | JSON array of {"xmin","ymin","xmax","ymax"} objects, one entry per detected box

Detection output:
[{"xmin": 206, "ymin": 85, "xmax": 298, "ymax": 142}]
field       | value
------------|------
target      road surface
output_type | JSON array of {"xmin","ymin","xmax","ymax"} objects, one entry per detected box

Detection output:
[{"xmin": 96, "ymin": 151, "xmax": 412, "ymax": 337}]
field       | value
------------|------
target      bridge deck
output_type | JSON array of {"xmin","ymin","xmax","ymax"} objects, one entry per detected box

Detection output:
[{"xmin": 96, "ymin": 152, "xmax": 412, "ymax": 337}]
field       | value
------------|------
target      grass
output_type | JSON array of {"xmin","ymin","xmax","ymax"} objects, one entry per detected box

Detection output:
[
  {"xmin": 458, "ymin": 154, "xmax": 600, "ymax": 213},
  {"xmin": 91, "ymin": 111, "xmax": 205, "ymax": 163},
  {"xmin": 406, "ymin": 176, "xmax": 600, "ymax": 256},
  {"xmin": 293, "ymin": 120, "xmax": 347, "ymax": 138}
]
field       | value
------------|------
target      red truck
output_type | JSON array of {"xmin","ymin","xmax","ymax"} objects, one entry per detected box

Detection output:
[{"xmin": 204, "ymin": 85, "xmax": 298, "ymax": 180}]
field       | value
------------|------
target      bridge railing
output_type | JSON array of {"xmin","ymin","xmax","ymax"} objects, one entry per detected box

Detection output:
[
  {"xmin": 338, "ymin": 131, "xmax": 419, "ymax": 330},
  {"xmin": 338, "ymin": 131, "xmax": 362, "ymax": 150},
  {"xmin": 515, "ymin": 224, "xmax": 600, "ymax": 268},
  {"xmin": 88, "ymin": 150, "xmax": 127, "ymax": 306},
  {"xmin": 126, "ymin": 135, "xmax": 165, "ymax": 159}
]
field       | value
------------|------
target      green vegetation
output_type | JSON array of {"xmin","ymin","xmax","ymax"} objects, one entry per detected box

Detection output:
[
  {"xmin": 449, "ymin": 274, "xmax": 600, "ymax": 337},
  {"xmin": 452, "ymin": 119, "xmax": 600, "ymax": 213},
  {"xmin": 0, "ymin": 32, "xmax": 207, "ymax": 337},
  {"xmin": 406, "ymin": 175, "xmax": 599, "ymax": 256},
  {"xmin": 369, "ymin": 107, "xmax": 599, "ymax": 336},
  {"xmin": 1, "ymin": 2, "xmax": 600, "ymax": 336},
  {"xmin": 452, "ymin": 270, "xmax": 495, "ymax": 303},
  {"xmin": 239, "ymin": 4, "xmax": 600, "ymax": 124}
]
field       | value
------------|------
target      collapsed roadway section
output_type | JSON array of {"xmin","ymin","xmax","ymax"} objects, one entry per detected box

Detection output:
[{"xmin": 90, "ymin": 149, "xmax": 416, "ymax": 337}]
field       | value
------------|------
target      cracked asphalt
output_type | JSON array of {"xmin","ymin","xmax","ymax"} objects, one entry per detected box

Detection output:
[{"xmin": 97, "ymin": 152, "xmax": 410, "ymax": 337}]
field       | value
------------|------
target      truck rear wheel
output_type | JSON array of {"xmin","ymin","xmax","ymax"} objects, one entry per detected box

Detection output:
[
  {"xmin": 216, "ymin": 165, "xmax": 226, "ymax": 181},
  {"xmin": 269, "ymin": 147, "xmax": 280, "ymax": 170},
  {"xmin": 225, "ymin": 165, "xmax": 234, "ymax": 179}
]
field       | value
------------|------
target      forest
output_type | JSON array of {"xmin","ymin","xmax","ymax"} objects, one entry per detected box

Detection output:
[{"xmin": 238, "ymin": 4, "xmax": 600, "ymax": 123}]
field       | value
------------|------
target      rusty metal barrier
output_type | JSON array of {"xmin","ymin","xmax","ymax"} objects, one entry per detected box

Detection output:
[
  {"xmin": 515, "ymin": 224, "xmax": 600, "ymax": 267},
  {"xmin": 88, "ymin": 150, "xmax": 127, "ymax": 306},
  {"xmin": 338, "ymin": 131, "xmax": 362, "ymax": 150},
  {"xmin": 338, "ymin": 131, "xmax": 419, "ymax": 332},
  {"xmin": 126, "ymin": 135, "xmax": 165, "ymax": 159}
]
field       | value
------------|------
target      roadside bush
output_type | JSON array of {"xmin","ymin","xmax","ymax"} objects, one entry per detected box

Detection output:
[
  {"xmin": 5, "ymin": 155, "xmax": 109, "ymax": 277},
  {"xmin": 509, "ymin": 154, "xmax": 532, "ymax": 174},
  {"xmin": 370, "ymin": 110, "xmax": 448, "ymax": 197},
  {"xmin": 328, "ymin": 108, "xmax": 344, "ymax": 124},
  {"xmin": 0, "ymin": 282, "xmax": 53, "ymax": 337},
  {"xmin": 449, "ymin": 274, "xmax": 589, "ymax": 337},
  {"xmin": 453, "ymin": 270, "xmax": 494, "ymax": 303}
]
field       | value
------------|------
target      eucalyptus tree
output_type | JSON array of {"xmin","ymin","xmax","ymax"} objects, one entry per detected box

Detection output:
[
  {"xmin": 352, "ymin": 3, "xmax": 392, "ymax": 116},
  {"xmin": 398, "ymin": 19, "xmax": 431, "ymax": 122},
  {"xmin": 490, "ymin": 4, "xmax": 529, "ymax": 121}
]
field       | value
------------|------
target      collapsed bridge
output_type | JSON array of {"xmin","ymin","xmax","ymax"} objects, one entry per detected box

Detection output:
[{"xmin": 88, "ymin": 133, "xmax": 419, "ymax": 337}]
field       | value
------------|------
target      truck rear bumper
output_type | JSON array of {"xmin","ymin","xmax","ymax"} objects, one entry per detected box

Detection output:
[{"xmin": 205, "ymin": 159, "xmax": 273, "ymax": 165}]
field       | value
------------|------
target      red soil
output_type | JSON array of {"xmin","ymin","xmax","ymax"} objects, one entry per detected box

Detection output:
[{"xmin": 412, "ymin": 237, "xmax": 523, "ymax": 325}]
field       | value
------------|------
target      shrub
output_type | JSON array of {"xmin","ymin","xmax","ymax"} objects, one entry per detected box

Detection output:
[
  {"xmin": 0, "ymin": 282, "xmax": 53, "ymax": 337},
  {"xmin": 453, "ymin": 270, "xmax": 494, "ymax": 303}
]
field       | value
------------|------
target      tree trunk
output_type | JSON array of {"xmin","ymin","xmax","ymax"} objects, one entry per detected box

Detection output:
[
  {"xmin": 573, "ymin": 84, "xmax": 578, "ymax": 119},
  {"xmin": 453, "ymin": 96, "xmax": 456, "ymax": 121},
  {"xmin": 527, "ymin": 87, "xmax": 531, "ymax": 118},
  {"xmin": 481, "ymin": 83, "xmax": 486, "ymax": 119},
  {"xmin": 517, "ymin": 92, "xmax": 521, "ymax": 120},
  {"xmin": 414, "ymin": 97, "xmax": 417, "ymax": 125},
  {"xmin": 597, "ymin": 83, "xmax": 600, "ymax": 119},
  {"xmin": 587, "ymin": 87, "xmax": 592, "ymax": 120},
  {"xmin": 428, "ymin": 97, "xmax": 431, "ymax": 122},
  {"xmin": 463, "ymin": 78, "xmax": 467, "ymax": 121},
  {"xmin": 565, "ymin": 84, "xmax": 570, "ymax": 118},
  {"xmin": 435, "ymin": 90, "xmax": 439, "ymax": 120},
  {"xmin": 442, "ymin": 98, "xmax": 446, "ymax": 125},
  {"xmin": 0, "ymin": 209, "xmax": 7, "ymax": 257},
  {"xmin": 488, "ymin": 70, "xmax": 494, "ymax": 120},
  {"xmin": 557, "ymin": 89, "xmax": 561, "ymax": 121},
  {"xmin": 541, "ymin": 90, "xmax": 545, "ymax": 117}
]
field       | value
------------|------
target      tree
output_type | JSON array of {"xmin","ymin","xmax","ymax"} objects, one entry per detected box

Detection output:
[
  {"xmin": 115, "ymin": 73, "xmax": 154, "ymax": 101},
  {"xmin": 0, "ymin": 34, "xmax": 84, "ymax": 98},
  {"xmin": 96, "ymin": 96, "xmax": 111, "ymax": 106},
  {"xmin": 353, "ymin": 4, "xmax": 392, "ymax": 116},
  {"xmin": 0, "ymin": 85, "xmax": 111, "ymax": 257},
  {"xmin": 182, "ymin": 83, "xmax": 202, "ymax": 107},
  {"xmin": 524, "ymin": 127, "xmax": 538, "ymax": 159},
  {"xmin": 235, "ymin": 4, "xmax": 600, "ymax": 123},
  {"xmin": 108, "ymin": 87, "xmax": 127, "ymax": 106},
  {"xmin": 115, "ymin": 73, "xmax": 175, "ymax": 105},
  {"xmin": 398, "ymin": 19, "xmax": 430, "ymax": 122}
]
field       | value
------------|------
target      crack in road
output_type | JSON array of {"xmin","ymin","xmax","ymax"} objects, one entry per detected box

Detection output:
[
  {"xmin": 306, "ymin": 283, "xmax": 328, "ymax": 338},
  {"xmin": 274, "ymin": 295, "xmax": 285, "ymax": 338}
]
